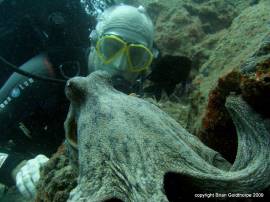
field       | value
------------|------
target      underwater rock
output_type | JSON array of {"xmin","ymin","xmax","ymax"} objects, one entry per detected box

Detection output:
[
  {"xmin": 188, "ymin": 0, "xmax": 270, "ymax": 134},
  {"xmin": 147, "ymin": 0, "xmax": 252, "ymax": 66},
  {"xmin": 241, "ymin": 74, "xmax": 270, "ymax": 118},
  {"xmin": 193, "ymin": 1, "xmax": 270, "ymax": 162},
  {"xmin": 199, "ymin": 68, "xmax": 270, "ymax": 163},
  {"xmin": 198, "ymin": 71, "xmax": 241, "ymax": 163},
  {"xmin": 240, "ymin": 33, "xmax": 270, "ymax": 74},
  {"xmin": 63, "ymin": 71, "xmax": 269, "ymax": 201}
]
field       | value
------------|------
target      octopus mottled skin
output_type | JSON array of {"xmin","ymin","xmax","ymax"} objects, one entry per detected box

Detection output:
[{"xmin": 64, "ymin": 71, "xmax": 270, "ymax": 202}]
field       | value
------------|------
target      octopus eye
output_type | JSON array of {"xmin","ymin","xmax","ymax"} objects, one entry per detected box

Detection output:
[{"xmin": 65, "ymin": 77, "xmax": 86, "ymax": 102}]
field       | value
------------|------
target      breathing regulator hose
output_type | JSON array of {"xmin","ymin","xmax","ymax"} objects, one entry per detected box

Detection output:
[{"xmin": 0, "ymin": 55, "xmax": 66, "ymax": 84}]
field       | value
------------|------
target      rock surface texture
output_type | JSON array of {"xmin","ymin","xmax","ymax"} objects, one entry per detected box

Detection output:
[
  {"xmin": 64, "ymin": 71, "xmax": 270, "ymax": 202},
  {"xmin": 139, "ymin": 0, "xmax": 270, "ymax": 138}
]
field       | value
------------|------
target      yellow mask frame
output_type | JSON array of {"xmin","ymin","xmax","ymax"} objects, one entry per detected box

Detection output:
[{"xmin": 95, "ymin": 35, "xmax": 153, "ymax": 72}]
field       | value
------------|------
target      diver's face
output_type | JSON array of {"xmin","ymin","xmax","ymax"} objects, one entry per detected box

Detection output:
[
  {"xmin": 95, "ymin": 50, "xmax": 139, "ymax": 83},
  {"xmin": 93, "ymin": 33, "xmax": 152, "ymax": 83},
  {"xmin": 105, "ymin": 50, "xmax": 128, "ymax": 74}
]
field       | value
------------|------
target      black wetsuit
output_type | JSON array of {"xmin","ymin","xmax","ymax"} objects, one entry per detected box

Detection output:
[{"xmin": 0, "ymin": 0, "xmax": 93, "ymax": 186}]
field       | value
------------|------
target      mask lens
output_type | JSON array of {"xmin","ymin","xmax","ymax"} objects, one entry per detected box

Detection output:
[
  {"xmin": 96, "ymin": 36, "xmax": 125, "ymax": 63},
  {"xmin": 128, "ymin": 45, "xmax": 153, "ymax": 71}
]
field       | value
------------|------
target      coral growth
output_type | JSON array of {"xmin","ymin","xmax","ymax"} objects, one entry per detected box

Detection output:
[
  {"xmin": 199, "ymin": 70, "xmax": 270, "ymax": 163},
  {"xmin": 199, "ymin": 71, "xmax": 241, "ymax": 162},
  {"xmin": 241, "ymin": 74, "xmax": 270, "ymax": 117},
  {"xmin": 35, "ymin": 144, "xmax": 77, "ymax": 202}
]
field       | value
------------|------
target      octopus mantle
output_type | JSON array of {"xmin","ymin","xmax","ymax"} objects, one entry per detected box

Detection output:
[{"xmin": 64, "ymin": 71, "xmax": 270, "ymax": 202}]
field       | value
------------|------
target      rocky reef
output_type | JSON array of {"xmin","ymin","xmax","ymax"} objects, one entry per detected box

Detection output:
[
  {"xmin": 138, "ymin": 0, "xmax": 270, "ymax": 141},
  {"xmin": 198, "ymin": 70, "xmax": 270, "ymax": 162},
  {"xmin": 141, "ymin": 0, "xmax": 258, "ymax": 69},
  {"xmin": 35, "ymin": 145, "xmax": 77, "ymax": 202},
  {"xmin": 187, "ymin": 0, "xmax": 270, "ymax": 134}
]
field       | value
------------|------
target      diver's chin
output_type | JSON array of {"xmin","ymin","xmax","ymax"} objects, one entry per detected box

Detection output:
[
  {"xmin": 98, "ymin": 63, "xmax": 138, "ymax": 84},
  {"xmin": 111, "ymin": 74, "xmax": 133, "ymax": 93},
  {"xmin": 98, "ymin": 64, "xmax": 121, "ymax": 77}
]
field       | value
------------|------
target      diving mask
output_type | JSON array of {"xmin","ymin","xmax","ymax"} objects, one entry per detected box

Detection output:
[{"xmin": 95, "ymin": 35, "xmax": 153, "ymax": 72}]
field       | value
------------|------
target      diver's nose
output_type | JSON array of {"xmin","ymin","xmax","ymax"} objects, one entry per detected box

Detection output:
[{"xmin": 113, "ymin": 54, "xmax": 128, "ymax": 71}]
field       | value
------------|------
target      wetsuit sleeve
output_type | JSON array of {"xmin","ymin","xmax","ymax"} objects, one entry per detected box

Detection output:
[
  {"xmin": 0, "ymin": 54, "xmax": 64, "ymax": 185},
  {"xmin": 0, "ymin": 49, "xmax": 87, "ymax": 186},
  {"xmin": 0, "ymin": 54, "xmax": 62, "ymax": 133}
]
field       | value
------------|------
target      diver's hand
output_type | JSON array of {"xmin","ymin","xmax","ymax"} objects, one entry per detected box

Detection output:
[{"xmin": 15, "ymin": 154, "xmax": 49, "ymax": 198}]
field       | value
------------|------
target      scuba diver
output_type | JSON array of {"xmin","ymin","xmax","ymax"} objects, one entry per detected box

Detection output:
[
  {"xmin": 87, "ymin": 4, "xmax": 155, "ymax": 91},
  {"xmin": 0, "ymin": 0, "xmax": 93, "ymax": 198},
  {"xmin": 0, "ymin": 2, "xmax": 157, "ymax": 200}
]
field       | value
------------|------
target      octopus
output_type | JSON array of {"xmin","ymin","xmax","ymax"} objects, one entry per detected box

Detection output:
[{"xmin": 64, "ymin": 71, "xmax": 270, "ymax": 202}]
